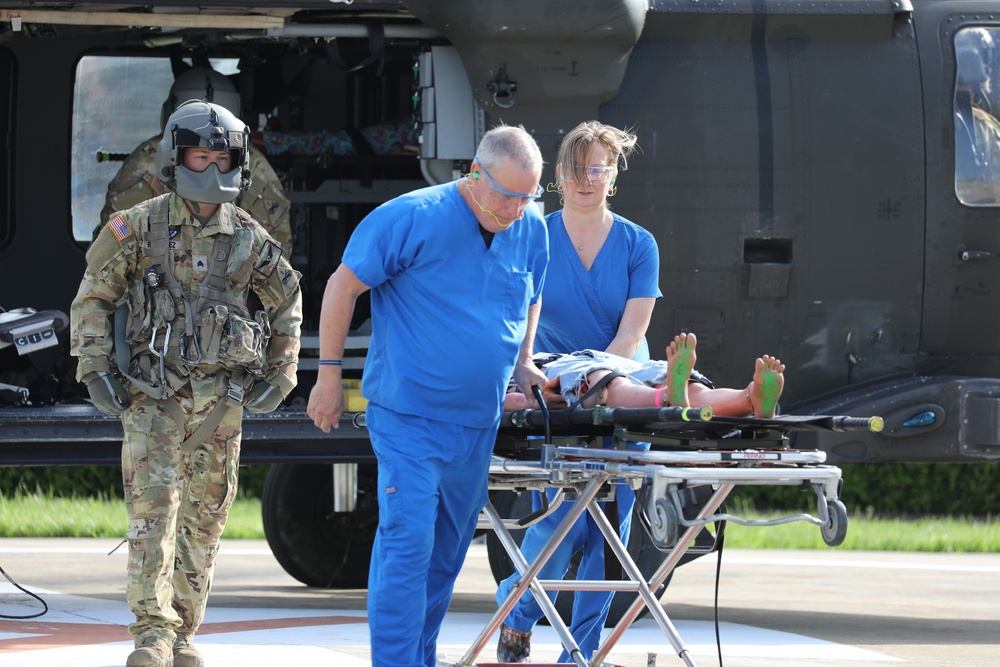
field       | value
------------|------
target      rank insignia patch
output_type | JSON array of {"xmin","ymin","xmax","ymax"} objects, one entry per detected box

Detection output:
[{"xmin": 109, "ymin": 215, "xmax": 132, "ymax": 241}]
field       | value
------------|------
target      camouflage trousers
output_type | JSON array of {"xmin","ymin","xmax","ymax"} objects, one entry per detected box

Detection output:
[{"xmin": 119, "ymin": 371, "xmax": 243, "ymax": 644}]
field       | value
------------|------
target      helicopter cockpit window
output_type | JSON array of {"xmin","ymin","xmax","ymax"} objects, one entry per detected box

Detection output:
[
  {"xmin": 70, "ymin": 56, "xmax": 239, "ymax": 243},
  {"xmin": 954, "ymin": 26, "xmax": 1000, "ymax": 206}
]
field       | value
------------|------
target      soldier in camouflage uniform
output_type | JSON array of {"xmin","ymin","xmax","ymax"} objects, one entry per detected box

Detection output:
[
  {"xmin": 70, "ymin": 100, "xmax": 302, "ymax": 667},
  {"xmin": 99, "ymin": 67, "xmax": 293, "ymax": 256}
]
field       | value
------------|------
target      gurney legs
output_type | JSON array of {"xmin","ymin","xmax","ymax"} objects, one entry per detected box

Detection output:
[
  {"xmin": 457, "ymin": 475, "xmax": 610, "ymax": 667},
  {"xmin": 586, "ymin": 495, "xmax": 697, "ymax": 666},
  {"xmin": 592, "ymin": 482, "xmax": 735, "ymax": 666}
]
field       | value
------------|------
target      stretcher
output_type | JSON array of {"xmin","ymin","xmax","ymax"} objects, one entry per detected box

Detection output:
[{"xmin": 451, "ymin": 404, "xmax": 882, "ymax": 667}]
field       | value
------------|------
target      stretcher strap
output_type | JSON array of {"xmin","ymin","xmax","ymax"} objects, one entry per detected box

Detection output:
[{"xmin": 577, "ymin": 371, "xmax": 626, "ymax": 406}]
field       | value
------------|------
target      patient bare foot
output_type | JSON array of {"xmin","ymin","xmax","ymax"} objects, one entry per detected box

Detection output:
[
  {"xmin": 747, "ymin": 355, "xmax": 785, "ymax": 418},
  {"xmin": 665, "ymin": 332, "xmax": 697, "ymax": 407}
]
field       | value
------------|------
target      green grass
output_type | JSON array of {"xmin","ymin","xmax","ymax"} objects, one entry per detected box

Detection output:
[
  {"xmin": 2, "ymin": 494, "xmax": 999, "ymax": 551},
  {"xmin": 720, "ymin": 506, "xmax": 1000, "ymax": 551},
  {"xmin": 0, "ymin": 494, "xmax": 264, "ymax": 540}
]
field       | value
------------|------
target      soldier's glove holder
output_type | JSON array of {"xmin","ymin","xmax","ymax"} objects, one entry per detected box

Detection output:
[
  {"xmin": 244, "ymin": 380, "xmax": 284, "ymax": 414},
  {"xmin": 82, "ymin": 370, "xmax": 130, "ymax": 416}
]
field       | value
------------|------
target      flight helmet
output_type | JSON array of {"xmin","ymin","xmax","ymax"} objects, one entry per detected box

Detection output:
[
  {"xmin": 956, "ymin": 27, "xmax": 995, "ymax": 87},
  {"xmin": 155, "ymin": 100, "xmax": 251, "ymax": 204},
  {"xmin": 160, "ymin": 67, "xmax": 242, "ymax": 130}
]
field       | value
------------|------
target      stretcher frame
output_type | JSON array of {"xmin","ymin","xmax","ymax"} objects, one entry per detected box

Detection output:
[{"xmin": 449, "ymin": 406, "xmax": 879, "ymax": 667}]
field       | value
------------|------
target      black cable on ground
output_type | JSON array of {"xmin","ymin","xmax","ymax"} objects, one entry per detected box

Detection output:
[
  {"xmin": 714, "ymin": 519, "xmax": 727, "ymax": 667},
  {"xmin": 0, "ymin": 562, "xmax": 48, "ymax": 619}
]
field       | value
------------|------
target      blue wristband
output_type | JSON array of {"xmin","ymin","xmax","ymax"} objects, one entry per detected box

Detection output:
[{"xmin": 318, "ymin": 360, "xmax": 343, "ymax": 366}]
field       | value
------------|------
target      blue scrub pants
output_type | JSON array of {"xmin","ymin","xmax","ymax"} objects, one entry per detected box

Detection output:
[
  {"xmin": 366, "ymin": 403, "xmax": 497, "ymax": 667},
  {"xmin": 495, "ymin": 440, "xmax": 647, "ymax": 662}
]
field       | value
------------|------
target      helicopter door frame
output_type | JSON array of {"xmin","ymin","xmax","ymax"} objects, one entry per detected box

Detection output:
[{"xmin": 919, "ymin": 9, "xmax": 1000, "ymax": 358}]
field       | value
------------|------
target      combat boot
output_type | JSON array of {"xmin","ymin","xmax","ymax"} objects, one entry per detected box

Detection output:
[
  {"xmin": 173, "ymin": 633, "xmax": 205, "ymax": 667},
  {"xmin": 496, "ymin": 623, "xmax": 531, "ymax": 663},
  {"xmin": 126, "ymin": 635, "xmax": 173, "ymax": 667}
]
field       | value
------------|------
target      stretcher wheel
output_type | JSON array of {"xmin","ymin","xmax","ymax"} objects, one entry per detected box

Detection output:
[
  {"xmin": 821, "ymin": 499, "xmax": 849, "ymax": 547},
  {"xmin": 648, "ymin": 498, "xmax": 679, "ymax": 549},
  {"xmin": 262, "ymin": 463, "xmax": 379, "ymax": 588}
]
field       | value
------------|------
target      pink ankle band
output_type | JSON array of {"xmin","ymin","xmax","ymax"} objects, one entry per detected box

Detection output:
[{"xmin": 655, "ymin": 386, "xmax": 667, "ymax": 407}]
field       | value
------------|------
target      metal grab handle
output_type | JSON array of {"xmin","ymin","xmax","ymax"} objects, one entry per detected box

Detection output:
[{"xmin": 531, "ymin": 384, "xmax": 550, "ymax": 444}]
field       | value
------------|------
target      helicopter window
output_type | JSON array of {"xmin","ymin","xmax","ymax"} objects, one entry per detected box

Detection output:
[
  {"xmin": 0, "ymin": 48, "xmax": 11, "ymax": 251},
  {"xmin": 954, "ymin": 26, "xmax": 1000, "ymax": 206},
  {"xmin": 69, "ymin": 55, "xmax": 239, "ymax": 243}
]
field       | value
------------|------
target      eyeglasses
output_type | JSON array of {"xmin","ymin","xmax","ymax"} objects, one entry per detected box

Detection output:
[
  {"xmin": 476, "ymin": 158, "xmax": 545, "ymax": 201},
  {"xmin": 560, "ymin": 163, "xmax": 615, "ymax": 183}
]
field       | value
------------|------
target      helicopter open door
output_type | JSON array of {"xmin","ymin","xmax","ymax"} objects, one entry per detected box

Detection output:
[{"xmin": 922, "ymin": 17, "xmax": 1000, "ymax": 356}]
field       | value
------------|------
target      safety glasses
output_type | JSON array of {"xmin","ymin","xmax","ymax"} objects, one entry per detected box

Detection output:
[
  {"xmin": 561, "ymin": 163, "xmax": 615, "ymax": 183},
  {"xmin": 476, "ymin": 159, "xmax": 544, "ymax": 200}
]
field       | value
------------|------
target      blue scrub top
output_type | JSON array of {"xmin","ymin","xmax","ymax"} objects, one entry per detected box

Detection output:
[
  {"xmin": 535, "ymin": 209, "xmax": 661, "ymax": 361},
  {"xmin": 344, "ymin": 181, "xmax": 549, "ymax": 428}
]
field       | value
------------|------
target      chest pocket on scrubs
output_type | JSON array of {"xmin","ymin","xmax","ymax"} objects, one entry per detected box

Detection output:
[{"xmin": 505, "ymin": 270, "xmax": 533, "ymax": 320}]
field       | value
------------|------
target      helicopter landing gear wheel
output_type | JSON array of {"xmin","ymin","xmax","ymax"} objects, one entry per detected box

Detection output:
[{"xmin": 262, "ymin": 463, "xmax": 379, "ymax": 588}]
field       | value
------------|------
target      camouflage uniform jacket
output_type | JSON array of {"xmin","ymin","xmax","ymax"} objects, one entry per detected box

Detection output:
[
  {"xmin": 100, "ymin": 135, "xmax": 293, "ymax": 256},
  {"xmin": 72, "ymin": 193, "xmax": 302, "ymax": 398}
]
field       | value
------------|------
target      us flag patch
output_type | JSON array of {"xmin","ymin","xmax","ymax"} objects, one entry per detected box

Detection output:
[{"xmin": 109, "ymin": 215, "xmax": 132, "ymax": 241}]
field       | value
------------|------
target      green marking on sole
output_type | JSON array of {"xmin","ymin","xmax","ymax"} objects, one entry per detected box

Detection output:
[
  {"xmin": 668, "ymin": 343, "xmax": 695, "ymax": 406},
  {"xmin": 756, "ymin": 372, "xmax": 781, "ymax": 416}
]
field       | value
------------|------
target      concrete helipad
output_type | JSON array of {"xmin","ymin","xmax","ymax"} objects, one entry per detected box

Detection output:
[{"xmin": 1, "ymin": 538, "xmax": 997, "ymax": 666}]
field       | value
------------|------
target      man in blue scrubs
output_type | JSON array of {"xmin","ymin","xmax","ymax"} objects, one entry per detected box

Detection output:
[{"xmin": 307, "ymin": 124, "xmax": 550, "ymax": 667}]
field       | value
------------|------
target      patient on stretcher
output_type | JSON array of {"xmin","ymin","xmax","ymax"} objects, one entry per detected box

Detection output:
[{"xmin": 504, "ymin": 332, "xmax": 785, "ymax": 418}]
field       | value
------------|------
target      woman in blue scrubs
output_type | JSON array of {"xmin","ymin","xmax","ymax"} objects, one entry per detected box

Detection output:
[{"xmin": 495, "ymin": 121, "xmax": 661, "ymax": 663}]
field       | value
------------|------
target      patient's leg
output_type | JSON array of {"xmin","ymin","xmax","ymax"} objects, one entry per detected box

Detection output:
[
  {"xmin": 580, "ymin": 372, "xmax": 656, "ymax": 408},
  {"xmin": 687, "ymin": 383, "xmax": 751, "ymax": 416},
  {"xmin": 504, "ymin": 370, "xmax": 661, "ymax": 411},
  {"xmin": 503, "ymin": 377, "xmax": 563, "ymax": 411},
  {"xmin": 581, "ymin": 332, "xmax": 699, "ymax": 409},
  {"xmin": 503, "ymin": 390, "xmax": 533, "ymax": 412},
  {"xmin": 685, "ymin": 355, "xmax": 785, "ymax": 418}
]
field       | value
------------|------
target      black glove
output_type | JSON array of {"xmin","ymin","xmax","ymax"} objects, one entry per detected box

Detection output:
[
  {"xmin": 82, "ymin": 371, "xmax": 130, "ymax": 416},
  {"xmin": 245, "ymin": 380, "xmax": 285, "ymax": 414}
]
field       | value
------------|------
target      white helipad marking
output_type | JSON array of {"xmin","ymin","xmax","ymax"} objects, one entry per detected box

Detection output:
[
  {"xmin": 0, "ymin": 584, "xmax": 901, "ymax": 666},
  {"xmin": 697, "ymin": 556, "xmax": 1000, "ymax": 574},
  {"xmin": 435, "ymin": 613, "xmax": 900, "ymax": 662},
  {"xmin": 5, "ymin": 543, "xmax": 998, "ymax": 577}
]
